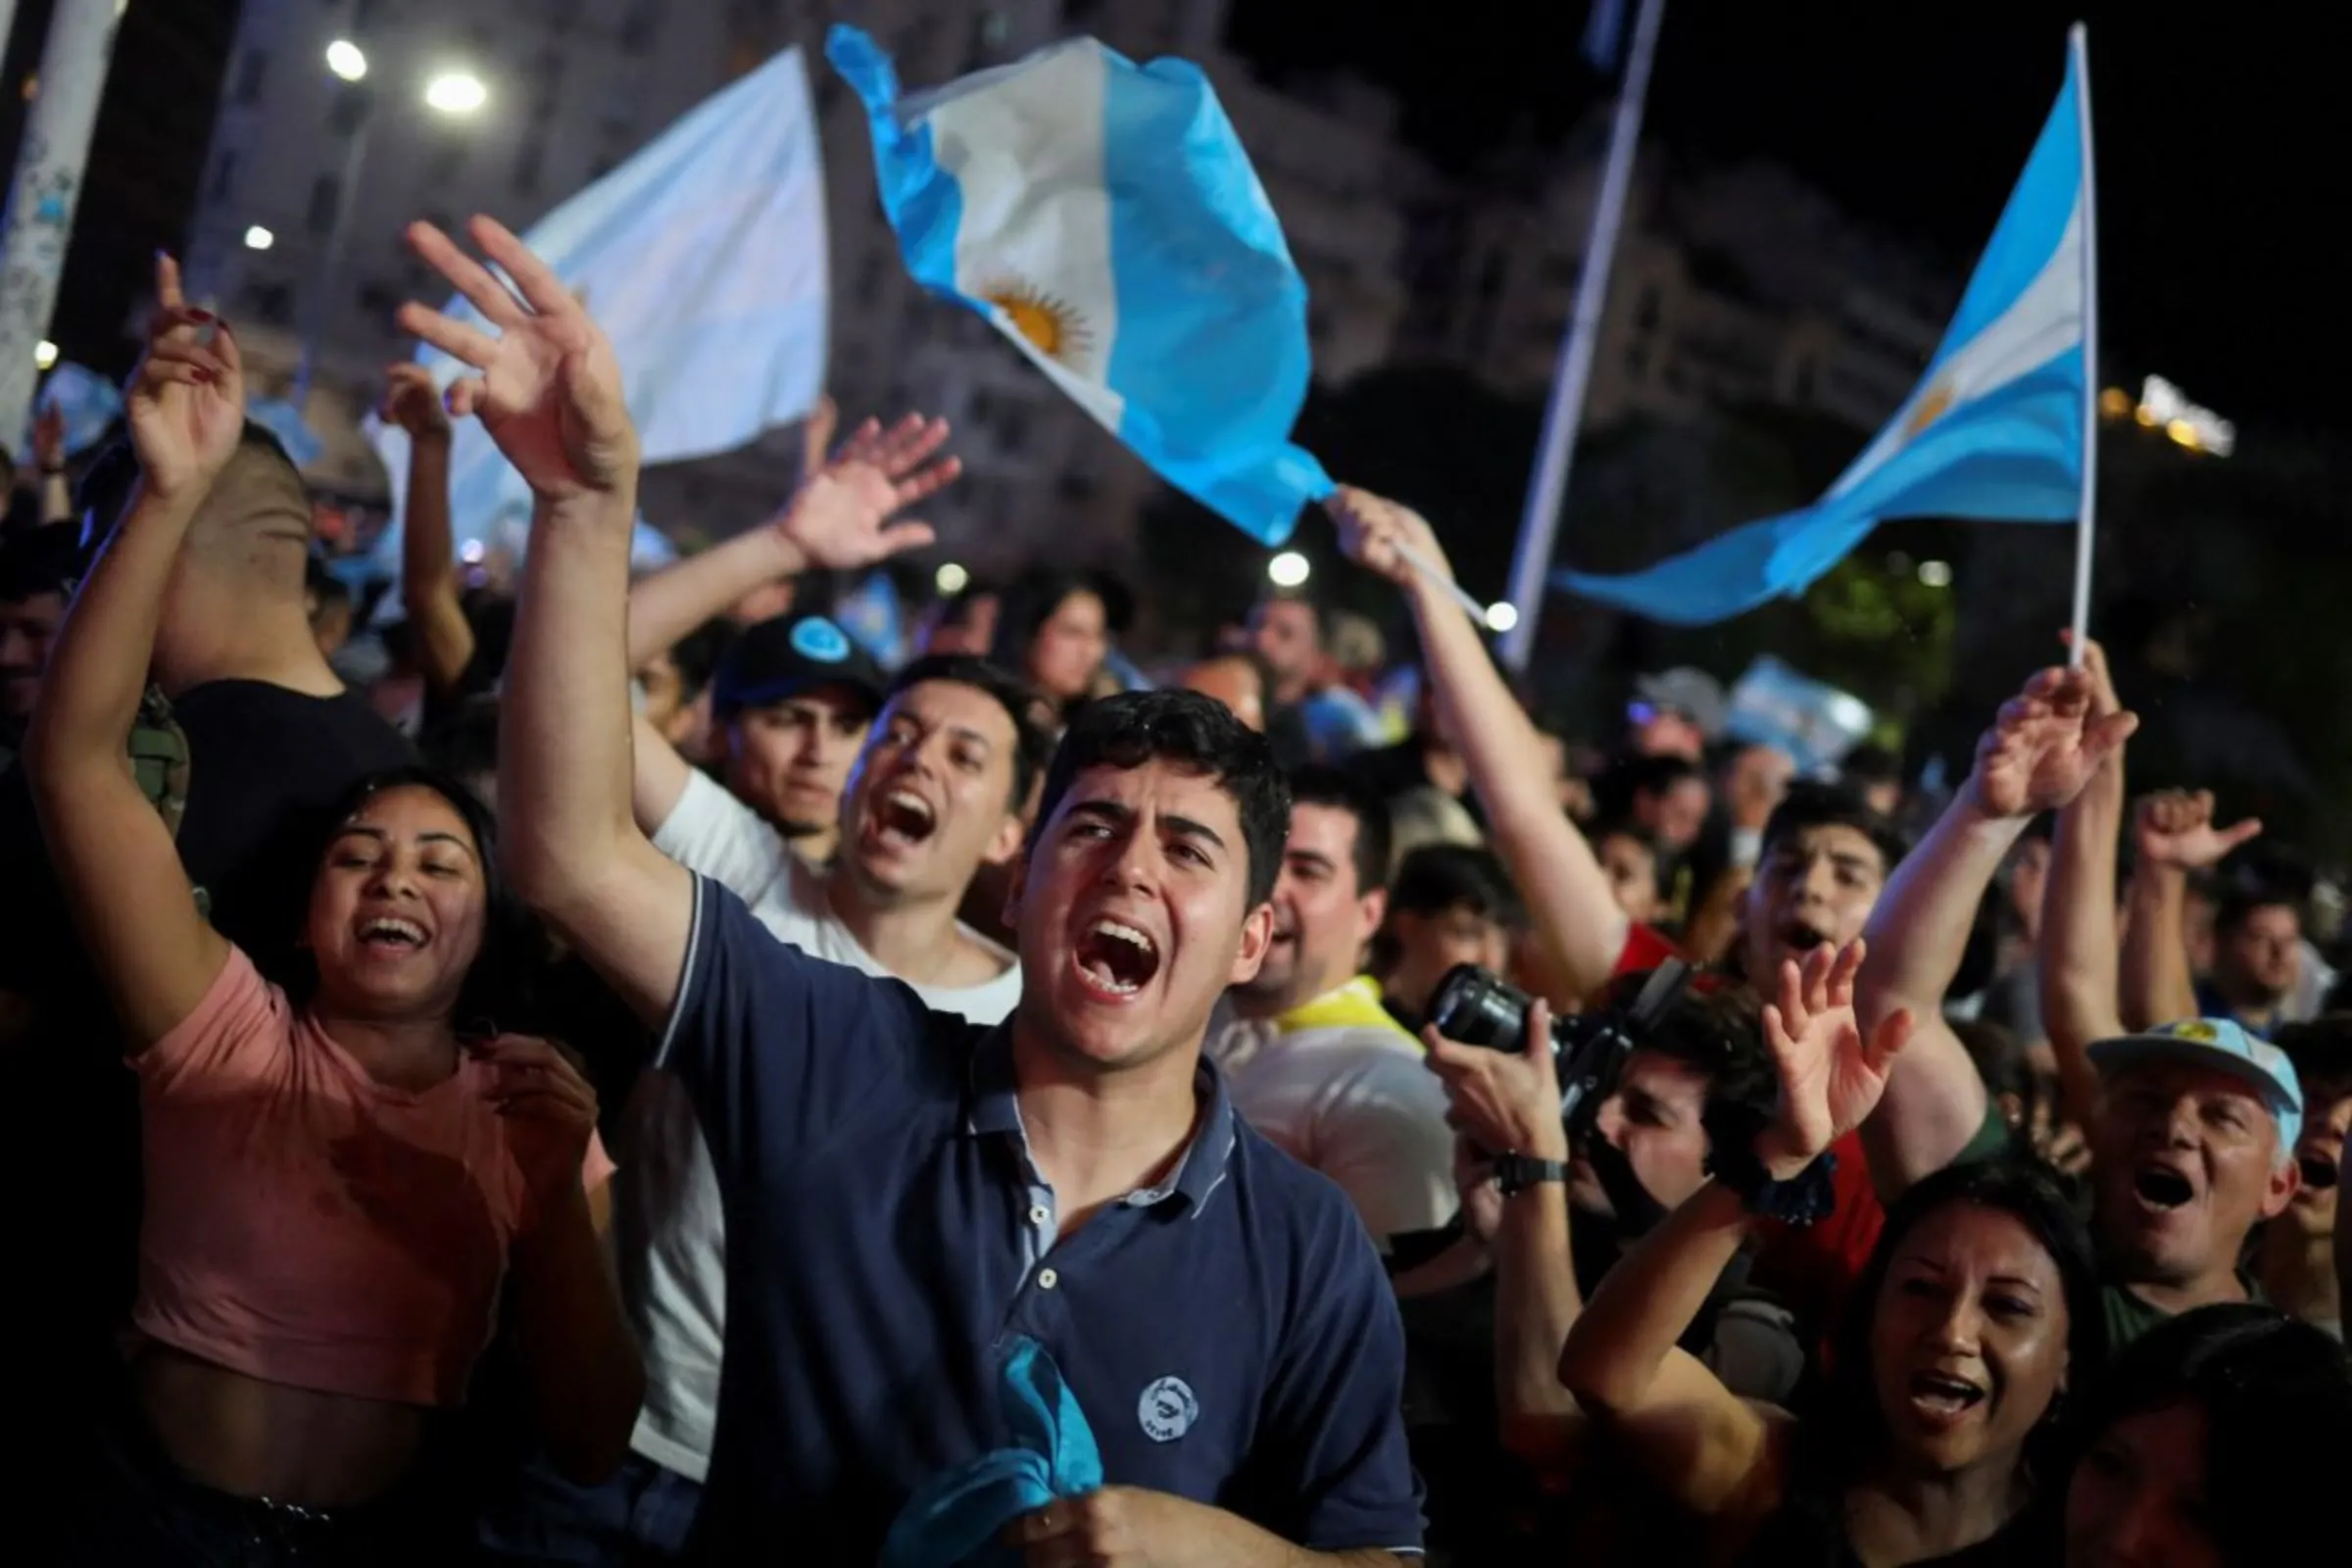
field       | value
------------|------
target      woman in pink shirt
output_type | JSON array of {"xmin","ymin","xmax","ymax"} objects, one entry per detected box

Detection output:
[{"xmin": 28, "ymin": 261, "xmax": 642, "ymax": 1562}]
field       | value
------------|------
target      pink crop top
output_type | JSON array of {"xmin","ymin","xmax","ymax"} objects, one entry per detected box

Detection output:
[{"xmin": 131, "ymin": 947, "xmax": 614, "ymax": 1407}]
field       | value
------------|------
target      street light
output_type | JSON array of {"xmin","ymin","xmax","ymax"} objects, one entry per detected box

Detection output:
[
  {"xmin": 243, "ymin": 224, "xmax": 274, "ymax": 251},
  {"xmin": 1918, "ymin": 560, "xmax": 1953, "ymax": 589},
  {"xmin": 423, "ymin": 70, "xmax": 487, "ymax": 116},
  {"xmin": 935, "ymin": 562, "xmax": 969, "ymax": 595},
  {"xmin": 291, "ymin": 49, "xmax": 488, "ymax": 406},
  {"xmin": 1267, "ymin": 551, "xmax": 1310, "ymax": 587},
  {"xmin": 1484, "ymin": 601, "xmax": 1519, "ymax": 634},
  {"xmin": 33, "ymin": 339, "xmax": 56, "ymax": 369}
]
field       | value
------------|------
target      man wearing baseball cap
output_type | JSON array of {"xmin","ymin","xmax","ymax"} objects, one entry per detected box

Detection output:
[
  {"xmin": 2086, "ymin": 1017, "xmax": 2304, "ymax": 1351},
  {"xmin": 695, "ymin": 611, "xmax": 887, "ymax": 868}
]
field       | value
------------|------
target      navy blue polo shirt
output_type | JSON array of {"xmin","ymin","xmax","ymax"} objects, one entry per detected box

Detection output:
[{"xmin": 660, "ymin": 876, "xmax": 1425, "ymax": 1564}]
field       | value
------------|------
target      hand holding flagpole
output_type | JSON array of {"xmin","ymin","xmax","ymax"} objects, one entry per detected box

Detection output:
[{"xmin": 1325, "ymin": 488, "xmax": 1493, "ymax": 631}]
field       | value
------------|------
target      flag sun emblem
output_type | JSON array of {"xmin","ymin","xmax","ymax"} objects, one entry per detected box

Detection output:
[
  {"xmin": 1903, "ymin": 381, "xmax": 1955, "ymax": 440},
  {"xmin": 982, "ymin": 280, "xmax": 1093, "ymax": 369}
]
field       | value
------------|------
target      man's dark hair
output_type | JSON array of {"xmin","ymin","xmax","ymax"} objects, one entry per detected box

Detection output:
[
  {"xmin": 2071, "ymin": 1304, "xmax": 2352, "ymax": 1566},
  {"xmin": 1285, "ymin": 762, "xmax": 1392, "ymax": 897},
  {"xmin": 1594, "ymin": 752, "xmax": 1704, "ymax": 821},
  {"xmin": 1388, "ymin": 843, "xmax": 1523, "ymax": 926},
  {"xmin": 1839, "ymin": 742, "xmax": 1903, "ymax": 788},
  {"xmin": 1030, "ymin": 689, "xmax": 1290, "ymax": 907},
  {"xmin": 1758, "ymin": 780, "xmax": 1910, "ymax": 879},
  {"xmin": 1605, "ymin": 973, "xmax": 1782, "ymax": 1126},
  {"xmin": 2214, "ymin": 883, "xmax": 2302, "ymax": 938},
  {"xmin": 885, "ymin": 652, "xmax": 1054, "ymax": 813}
]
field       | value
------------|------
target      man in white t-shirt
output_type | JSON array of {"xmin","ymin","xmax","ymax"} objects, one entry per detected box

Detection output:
[
  {"xmin": 1208, "ymin": 764, "xmax": 1456, "ymax": 1250},
  {"xmin": 493, "ymin": 648, "xmax": 1049, "ymax": 1563}
]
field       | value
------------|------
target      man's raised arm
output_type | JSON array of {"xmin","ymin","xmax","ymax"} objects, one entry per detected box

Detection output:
[
  {"xmin": 1329, "ymin": 488, "xmax": 1630, "ymax": 1001},
  {"xmin": 2038, "ymin": 638, "xmax": 2132, "ymax": 1129},
  {"xmin": 1856, "ymin": 653, "xmax": 2135, "ymax": 1198},
  {"xmin": 397, "ymin": 216, "xmax": 691, "ymax": 1023}
]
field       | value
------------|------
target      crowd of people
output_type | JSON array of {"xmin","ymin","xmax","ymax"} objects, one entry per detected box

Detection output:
[{"xmin": 2, "ymin": 215, "xmax": 2351, "ymax": 1567}]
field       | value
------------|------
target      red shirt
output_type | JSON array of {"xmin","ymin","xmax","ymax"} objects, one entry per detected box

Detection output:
[{"xmin": 1606, "ymin": 924, "xmax": 1882, "ymax": 1335}]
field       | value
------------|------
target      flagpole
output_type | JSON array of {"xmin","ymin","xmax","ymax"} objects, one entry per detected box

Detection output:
[
  {"xmin": 2066, "ymin": 22, "xmax": 2098, "ymax": 666},
  {"xmin": 1498, "ymin": 0, "xmax": 1667, "ymax": 671}
]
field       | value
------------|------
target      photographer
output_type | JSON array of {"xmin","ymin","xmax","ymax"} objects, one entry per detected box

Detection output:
[{"xmin": 1426, "ymin": 970, "xmax": 1808, "ymax": 1480}]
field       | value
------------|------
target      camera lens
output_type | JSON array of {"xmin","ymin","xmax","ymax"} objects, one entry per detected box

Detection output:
[{"xmin": 1427, "ymin": 964, "xmax": 1529, "ymax": 1051}]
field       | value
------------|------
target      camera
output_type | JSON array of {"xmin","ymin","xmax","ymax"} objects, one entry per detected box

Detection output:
[{"xmin": 1426, "ymin": 958, "xmax": 1693, "ymax": 1143}]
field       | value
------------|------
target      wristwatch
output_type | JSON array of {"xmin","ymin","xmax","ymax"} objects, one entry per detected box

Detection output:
[
  {"xmin": 1706, "ymin": 1143, "xmax": 1839, "ymax": 1227},
  {"xmin": 1493, "ymin": 1151, "xmax": 1569, "ymax": 1198}
]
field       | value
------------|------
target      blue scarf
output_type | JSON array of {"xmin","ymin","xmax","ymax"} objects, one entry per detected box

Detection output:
[{"xmin": 879, "ymin": 1338, "xmax": 1102, "ymax": 1568}]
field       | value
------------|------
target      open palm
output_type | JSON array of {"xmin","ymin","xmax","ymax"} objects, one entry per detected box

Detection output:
[
  {"xmin": 776, "ymin": 412, "xmax": 959, "ymax": 569},
  {"xmin": 397, "ymin": 217, "xmax": 636, "ymax": 503},
  {"xmin": 1754, "ymin": 941, "xmax": 1912, "ymax": 1177},
  {"xmin": 2136, "ymin": 789, "xmax": 2261, "ymax": 871},
  {"xmin": 1970, "ymin": 665, "xmax": 2138, "ymax": 818},
  {"xmin": 125, "ymin": 254, "xmax": 245, "ymax": 500}
]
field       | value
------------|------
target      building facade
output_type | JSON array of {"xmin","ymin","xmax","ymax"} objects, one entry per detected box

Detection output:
[{"xmin": 177, "ymin": 0, "xmax": 1954, "ymax": 575}]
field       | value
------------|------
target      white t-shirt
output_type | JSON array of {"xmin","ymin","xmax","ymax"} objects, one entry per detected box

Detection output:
[
  {"xmin": 1205, "ymin": 979, "xmax": 1457, "ymax": 1248},
  {"xmin": 620, "ymin": 769, "xmax": 1021, "ymax": 1481}
]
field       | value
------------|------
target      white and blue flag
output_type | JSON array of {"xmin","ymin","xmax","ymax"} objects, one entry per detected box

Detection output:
[
  {"xmin": 368, "ymin": 46, "xmax": 827, "ymax": 565},
  {"xmin": 1558, "ymin": 36, "xmax": 2090, "ymax": 624},
  {"xmin": 827, "ymin": 24, "xmax": 1332, "ymax": 546}
]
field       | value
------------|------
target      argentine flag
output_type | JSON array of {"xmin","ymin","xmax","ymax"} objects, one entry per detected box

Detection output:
[
  {"xmin": 1558, "ymin": 33, "xmax": 2092, "ymax": 624},
  {"xmin": 368, "ymin": 46, "xmax": 827, "ymax": 565},
  {"xmin": 828, "ymin": 24, "xmax": 1333, "ymax": 546}
]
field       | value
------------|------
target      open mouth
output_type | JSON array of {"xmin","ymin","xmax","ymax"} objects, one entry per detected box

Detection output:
[
  {"xmin": 2132, "ymin": 1164, "xmax": 2195, "ymax": 1210},
  {"xmin": 874, "ymin": 788, "xmax": 938, "ymax": 849},
  {"xmin": 358, "ymin": 915, "xmax": 428, "ymax": 955},
  {"xmin": 1777, "ymin": 918, "xmax": 1833, "ymax": 954},
  {"xmin": 2299, "ymin": 1153, "xmax": 2340, "ymax": 1192},
  {"xmin": 1073, "ymin": 916, "xmax": 1160, "ymax": 998},
  {"xmin": 1907, "ymin": 1371, "xmax": 1987, "ymax": 1419}
]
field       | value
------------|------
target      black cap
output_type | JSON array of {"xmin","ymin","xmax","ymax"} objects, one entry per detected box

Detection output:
[{"xmin": 710, "ymin": 612, "xmax": 886, "ymax": 716}]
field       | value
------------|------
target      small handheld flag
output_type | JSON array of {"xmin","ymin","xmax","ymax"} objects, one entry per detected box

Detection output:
[
  {"xmin": 827, "ymin": 24, "xmax": 1333, "ymax": 547},
  {"xmin": 1556, "ymin": 30, "xmax": 2093, "ymax": 625}
]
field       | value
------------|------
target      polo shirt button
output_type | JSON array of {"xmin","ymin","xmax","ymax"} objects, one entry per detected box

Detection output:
[
  {"xmin": 1037, "ymin": 1267, "xmax": 1059, "ymax": 1291},
  {"xmin": 1029, "ymin": 1204, "xmax": 1051, "ymax": 1227}
]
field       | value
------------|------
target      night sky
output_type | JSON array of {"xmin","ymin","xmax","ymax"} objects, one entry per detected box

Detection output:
[{"xmin": 1235, "ymin": 1, "xmax": 2341, "ymax": 433}]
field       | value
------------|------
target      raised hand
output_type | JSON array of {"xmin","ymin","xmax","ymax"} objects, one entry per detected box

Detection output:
[
  {"xmin": 2061, "ymin": 629, "xmax": 2122, "ymax": 719},
  {"xmin": 772, "ymin": 411, "xmax": 959, "ymax": 571},
  {"xmin": 397, "ymin": 216, "xmax": 636, "ymax": 506},
  {"xmin": 379, "ymin": 361, "xmax": 453, "ymax": 442},
  {"xmin": 472, "ymin": 1033, "xmax": 599, "ymax": 1221},
  {"xmin": 1326, "ymin": 484, "xmax": 1451, "ymax": 589},
  {"xmin": 124, "ymin": 254, "xmax": 246, "ymax": 502},
  {"xmin": 1753, "ymin": 941, "xmax": 1913, "ymax": 1179},
  {"xmin": 2135, "ymin": 789, "xmax": 2262, "ymax": 872},
  {"xmin": 1967, "ymin": 663, "xmax": 2139, "ymax": 819}
]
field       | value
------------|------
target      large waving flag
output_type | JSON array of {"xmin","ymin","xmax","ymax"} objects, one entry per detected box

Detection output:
[
  {"xmin": 368, "ymin": 47, "xmax": 827, "ymax": 564},
  {"xmin": 1558, "ymin": 33, "xmax": 2090, "ymax": 624},
  {"xmin": 828, "ymin": 24, "xmax": 1332, "ymax": 546}
]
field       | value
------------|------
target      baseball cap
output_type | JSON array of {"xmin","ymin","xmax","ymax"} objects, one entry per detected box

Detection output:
[
  {"xmin": 710, "ymin": 613, "xmax": 885, "ymax": 717},
  {"xmin": 2089, "ymin": 1017, "xmax": 2305, "ymax": 1152},
  {"xmin": 1631, "ymin": 667, "xmax": 1728, "ymax": 739}
]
